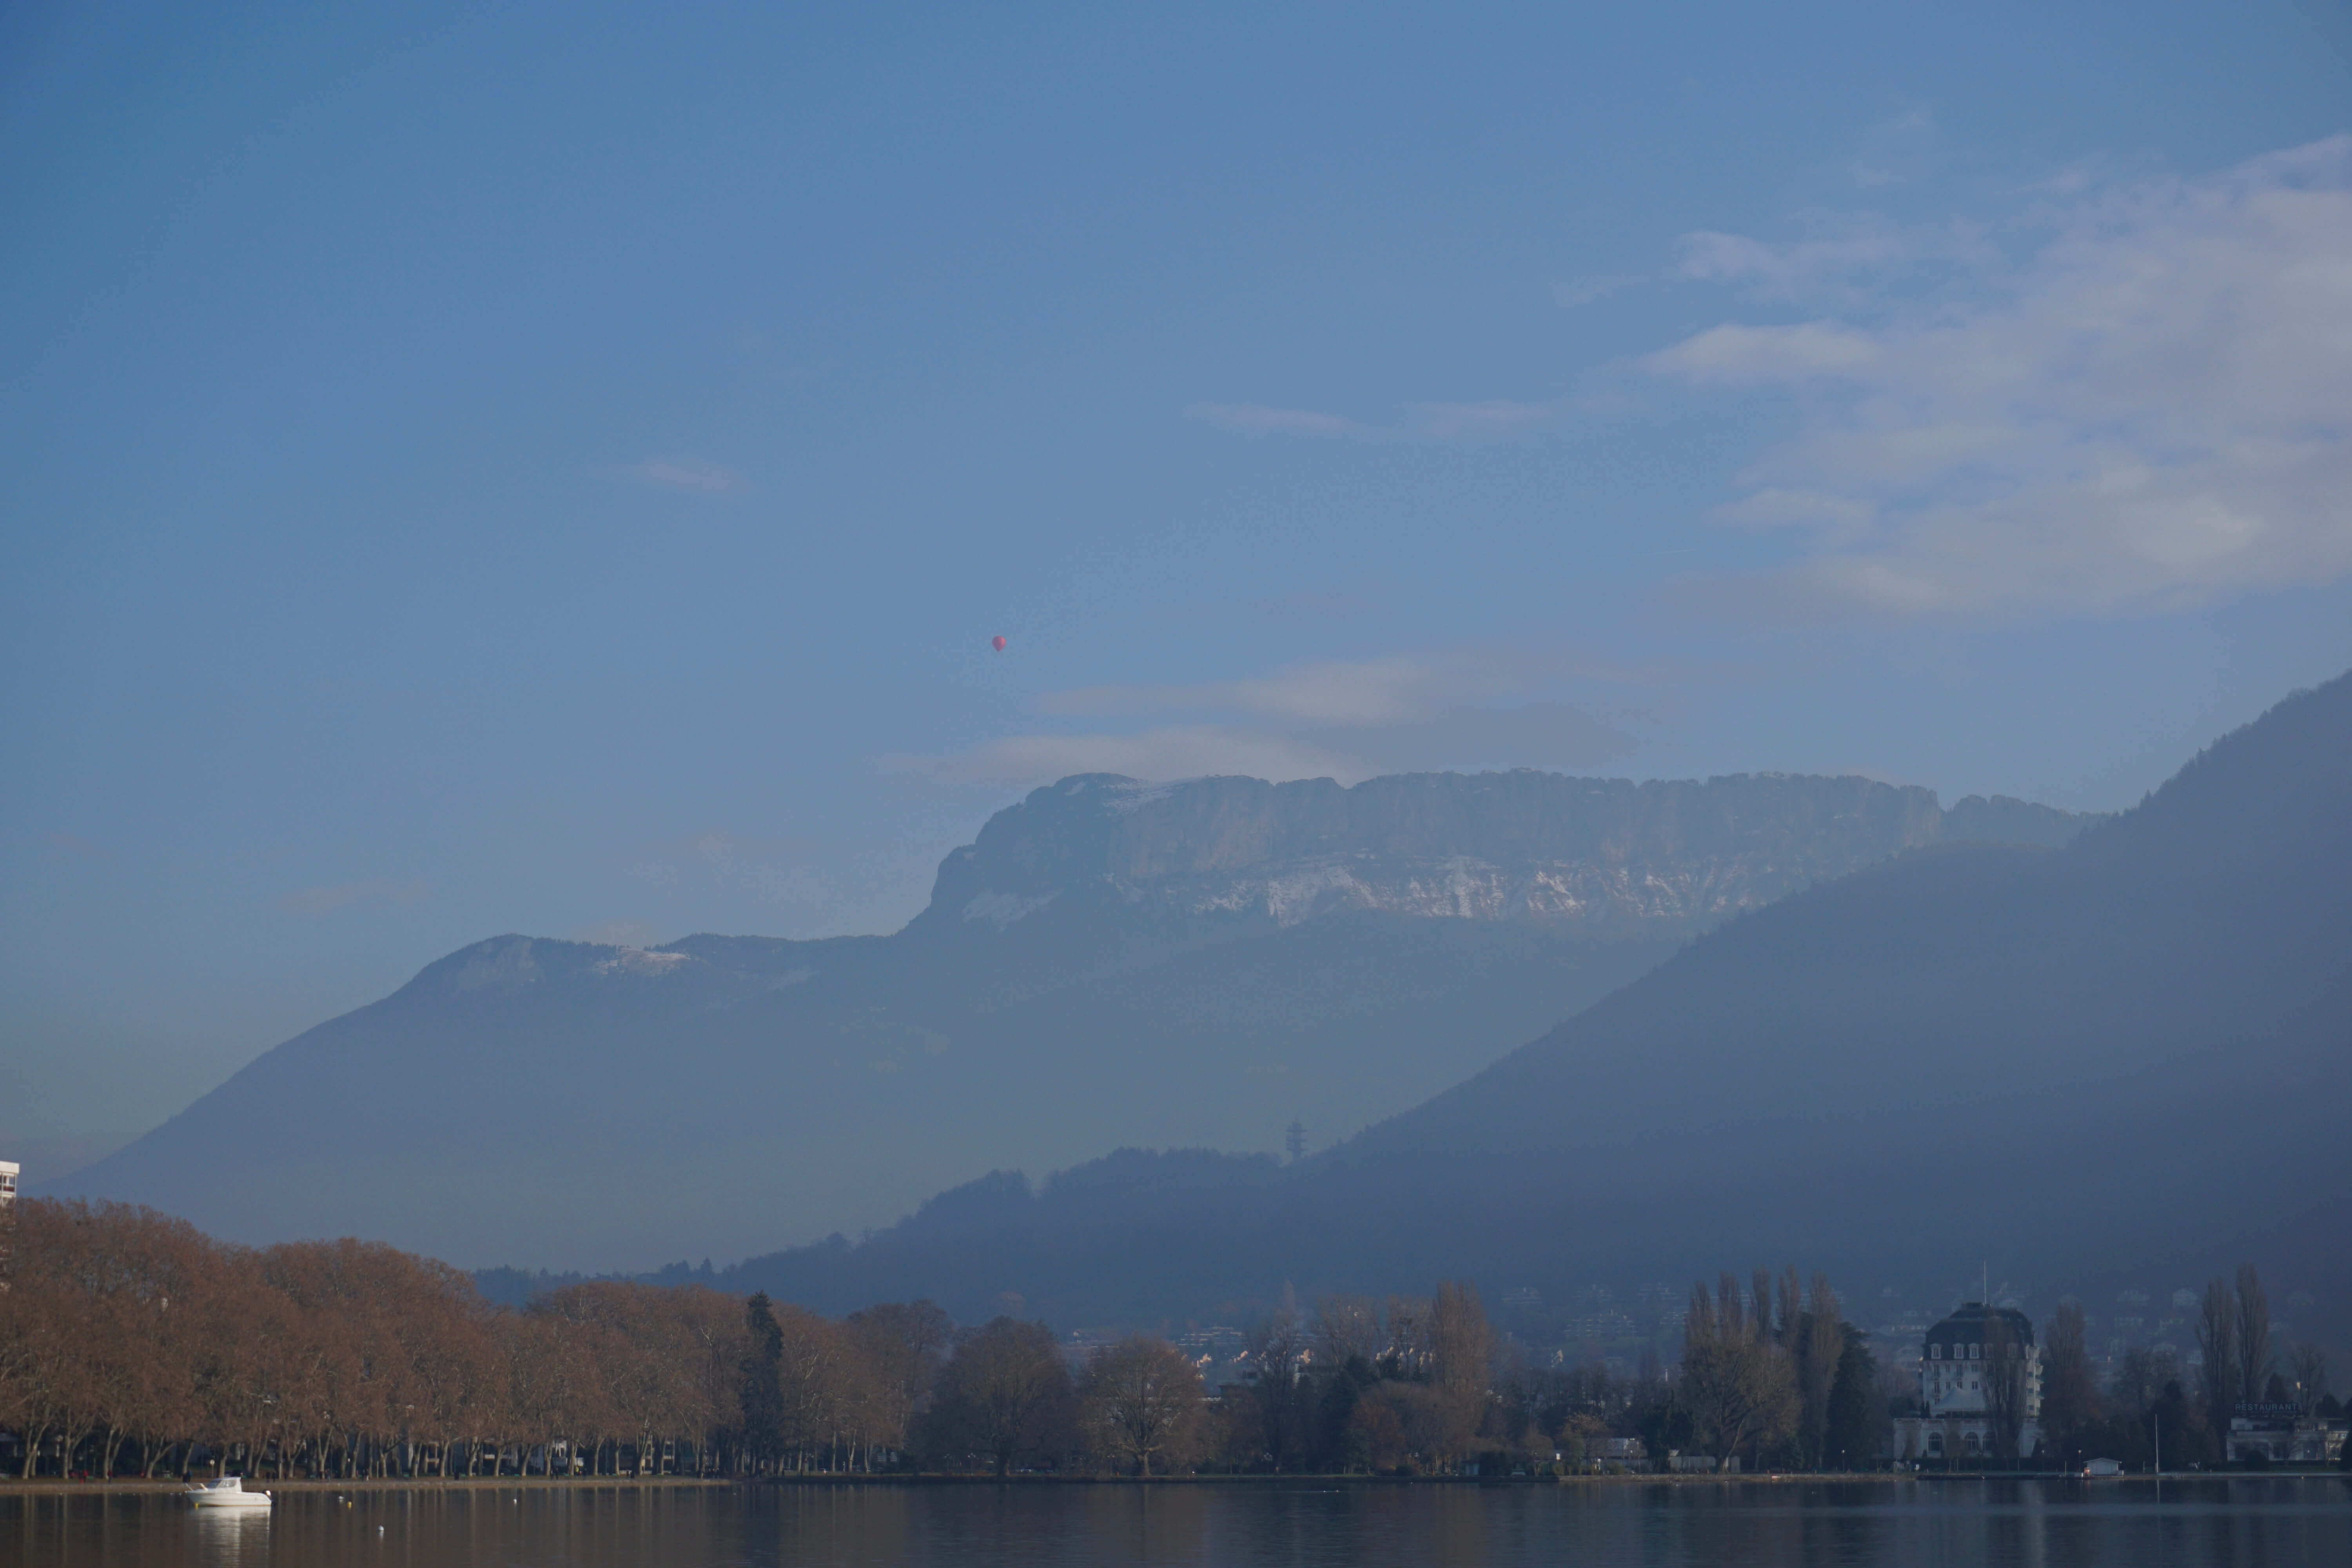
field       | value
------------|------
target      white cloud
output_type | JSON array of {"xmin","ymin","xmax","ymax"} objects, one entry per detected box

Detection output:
[
  {"xmin": 619, "ymin": 457, "xmax": 753, "ymax": 498},
  {"xmin": 1652, "ymin": 135, "xmax": 2352, "ymax": 615},
  {"xmin": 1648, "ymin": 321, "xmax": 1888, "ymax": 382}
]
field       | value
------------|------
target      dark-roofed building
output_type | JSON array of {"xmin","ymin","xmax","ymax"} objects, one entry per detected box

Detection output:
[{"xmin": 1894, "ymin": 1303, "xmax": 2043, "ymax": 1463}]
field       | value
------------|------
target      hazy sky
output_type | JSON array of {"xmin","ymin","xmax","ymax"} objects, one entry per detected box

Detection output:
[{"xmin": 5, "ymin": 1, "xmax": 2350, "ymax": 1165}]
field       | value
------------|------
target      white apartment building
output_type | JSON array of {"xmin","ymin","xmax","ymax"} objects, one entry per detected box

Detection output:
[{"xmin": 1892, "ymin": 1302, "xmax": 2044, "ymax": 1463}]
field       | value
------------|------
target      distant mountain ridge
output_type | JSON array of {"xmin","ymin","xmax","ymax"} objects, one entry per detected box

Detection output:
[
  {"xmin": 701, "ymin": 674, "xmax": 2352, "ymax": 1327},
  {"xmin": 917, "ymin": 771, "xmax": 2090, "ymax": 933},
  {"xmin": 49, "ymin": 766, "xmax": 2101, "ymax": 1272}
]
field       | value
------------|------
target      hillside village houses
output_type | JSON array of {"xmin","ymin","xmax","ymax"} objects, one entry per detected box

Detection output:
[{"xmin": 1893, "ymin": 1303, "xmax": 2043, "ymax": 1463}]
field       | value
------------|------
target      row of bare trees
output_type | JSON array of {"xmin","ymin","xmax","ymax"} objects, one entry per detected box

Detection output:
[
  {"xmin": 0, "ymin": 1199, "xmax": 1215, "ymax": 1479},
  {"xmin": 0, "ymin": 1204, "xmax": 1897, "ymax": 1481},
  {"xmin": 0, "ymin": 1204, "xmax": 1566, "ymax": 1481},
  {"xmin": 0, "ymin": 1199, "xmax": 793, "ymax": 1479},
  {"xmin": 63, "ymin": 1198, "xmax": 2289, "ymax": 1479}
]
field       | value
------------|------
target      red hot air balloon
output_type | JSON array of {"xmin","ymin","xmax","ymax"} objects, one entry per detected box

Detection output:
[{"xmin": 991, "ymin": 635, "xmax": 1007, "ymax": 652}]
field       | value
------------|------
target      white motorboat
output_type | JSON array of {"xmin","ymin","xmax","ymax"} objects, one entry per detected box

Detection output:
[{"xmin": 185, "ymin": 1475, "xmax": 274, "ymax": 1509}]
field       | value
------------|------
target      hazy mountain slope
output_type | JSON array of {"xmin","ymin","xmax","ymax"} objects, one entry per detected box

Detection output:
[
  {"xmin": 713, "ymin": 674, "xmax": 2352, "ymax": 1325},
  {"xmin": 49, "ymin": 770, "xmax": 2098, "ymax": 1270}
]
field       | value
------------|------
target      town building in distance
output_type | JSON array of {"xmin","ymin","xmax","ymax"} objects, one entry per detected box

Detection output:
[
  {"xmin": 0, "ymin": 1158, "xmax": 16, "ymax": 1289},
  {"xmin": 2227, "ymin": 1402, "xmax": 2347, "ymax": 1466},
  {"xmin": 1891, "ymin": 1303, "xmax": 2043, "ymax": 1463}
]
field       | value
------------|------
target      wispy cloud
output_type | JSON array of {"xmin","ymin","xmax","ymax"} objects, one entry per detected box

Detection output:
[
  {"xmin": 1648, "ymin": 321, "xmax": 1886, "ymax": 382},
  {"xmin": 1650, "ymin": 135, "xmax": 2352, "ymax": 617},
  {"xmin": 1669, "ymin": 217, "xmax": 1969, "ymax": 301},
  {"xmin": 618, "ymin": 457, "xmax": 753, "ymax": 498},
  {"xmin": 921, "ymin": 650, "xmax": 1667, "ymax": 788}
]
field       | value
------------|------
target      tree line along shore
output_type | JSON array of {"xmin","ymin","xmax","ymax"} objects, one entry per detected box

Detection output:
[{"xmin": 3, "ymin": 1200, "xmax": 2339, "ymax": 1482}]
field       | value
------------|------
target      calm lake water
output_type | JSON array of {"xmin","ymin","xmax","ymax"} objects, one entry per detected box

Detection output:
[{"xmin": 5, "ymin": 1479, "xmax": 2348, "ymax": 1568}]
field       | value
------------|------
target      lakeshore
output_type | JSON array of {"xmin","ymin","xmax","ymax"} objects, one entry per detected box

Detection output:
[
  {"xmin": 7, "ymin": 1466, "xmax": 2341, "ymax": 1495},
  {"xmin": 0, "ymin": 1475, "xmax": 735, "ymax": 1495},
  {"xmin": 6, "ymin": 1473, "xmax": 2348, "ymax": 1568}
]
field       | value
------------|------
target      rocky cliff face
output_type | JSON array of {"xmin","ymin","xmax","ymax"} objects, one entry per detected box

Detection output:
[{"xmin": 920, "ymin": 770, "xmax": 2096, "ymax": 935}]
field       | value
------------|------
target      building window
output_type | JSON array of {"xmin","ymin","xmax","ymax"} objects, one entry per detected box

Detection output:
[{"xmin": 1931, "ymin": 1345, "xmax": 1942, "ymax": 1359}]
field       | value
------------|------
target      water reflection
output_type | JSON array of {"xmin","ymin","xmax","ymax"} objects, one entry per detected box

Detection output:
[
  {"xmin": 0, "ymin": 1478, "xmax": 2345, "ymax": 1568},
  {"xmin": 189, "ymin": 1509, "xmax": 271, "ymax": 1566}
]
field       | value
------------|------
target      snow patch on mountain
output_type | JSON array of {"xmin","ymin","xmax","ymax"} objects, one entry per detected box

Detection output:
[{"xmin": 595, "ymin": 948, "xmax": 696, "ymax": 976}]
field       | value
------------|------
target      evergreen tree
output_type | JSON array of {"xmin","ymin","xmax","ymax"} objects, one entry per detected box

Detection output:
[
  {"xmin": 1821, "ymin": 1332, "xmax": 1879, "ymax": 1470},
  {"xmin": 738, "ymin": 1293, "xmax": 786, "ymax": 1469}
]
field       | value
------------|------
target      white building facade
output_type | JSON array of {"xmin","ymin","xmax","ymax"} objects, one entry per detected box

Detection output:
[
  {"xmin": 1892, "ymin": 1303, "xmax": 2043, "ymax": 1464},
  {"xmin": 0, "ymin": 1158, "xmax": 16, "ymax": 1290}
]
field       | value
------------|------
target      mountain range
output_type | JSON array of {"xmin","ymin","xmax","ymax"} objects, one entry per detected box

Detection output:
[
  {"xmin": 691, "ymin": 672, "xmax": 2352, "ymax": 1327},
  {"xmin": 46, "ymin": 769, "xmax": 2093, "ymax": 1270}
]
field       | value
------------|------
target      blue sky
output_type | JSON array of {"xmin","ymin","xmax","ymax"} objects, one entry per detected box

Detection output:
[{"xmin": 5, "ymin": 1, "xmax": 2350, "ymax": 1167}]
